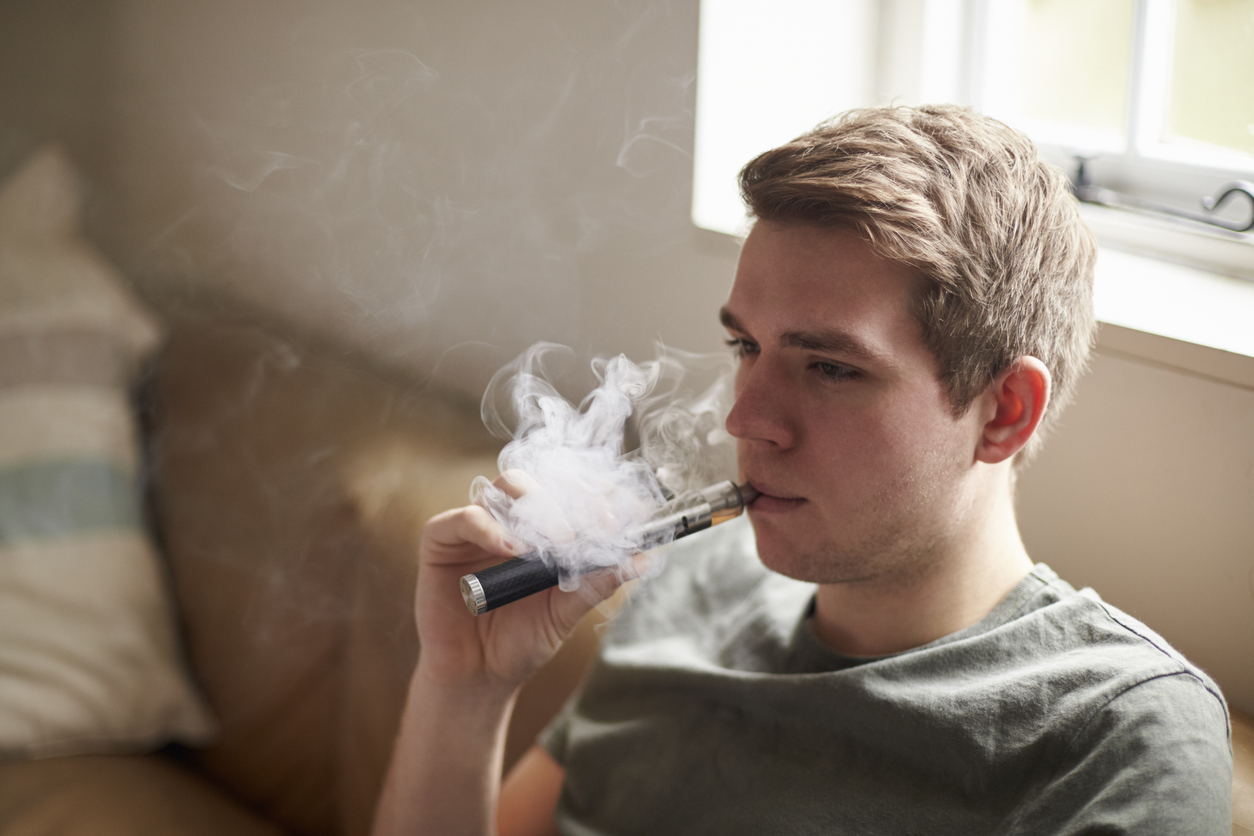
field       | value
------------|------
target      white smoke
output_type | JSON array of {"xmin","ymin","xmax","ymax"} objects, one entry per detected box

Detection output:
[{"xmin": 472, "ymin": 342, "xmax": 734, "ymax": 588}]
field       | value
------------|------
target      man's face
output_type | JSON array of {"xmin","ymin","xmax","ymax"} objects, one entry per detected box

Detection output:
[{"xmin": 722, "ymin": 221, "xmax": 985, "ymax": 585}]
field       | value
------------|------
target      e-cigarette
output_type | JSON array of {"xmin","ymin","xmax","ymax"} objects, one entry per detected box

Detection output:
[{"xmin": 459, "ymin": 480, "xmax": 759, "ymax": 615}]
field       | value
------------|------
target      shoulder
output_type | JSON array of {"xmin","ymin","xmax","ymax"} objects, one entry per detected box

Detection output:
[
  {"xmin": 1007, "ymin": 670, "xmax": 1232, "ymax": 835},
  {"xmin": 1059, "ymin": 589, "xmax": 1231, "ymax": 786},
  {"xmin": 1015, "ymin": 569, "xmax": 1226, "ymax": 709},
  {"xmin": 999, "ymin": 570, "xmax": 1233, "ymax": 834}
]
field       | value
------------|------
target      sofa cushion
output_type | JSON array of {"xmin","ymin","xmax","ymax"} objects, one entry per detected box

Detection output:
[
  {"xmin": 0, "ymin": 753, "xmax": 282, "ymax": 835},
  {"xmin": 145, "ymin": 311, "xmax": 504, "ymax": 836},
  {"xmin": 0, "ymin": 145, "xmax": 214, "ymax": 761}
]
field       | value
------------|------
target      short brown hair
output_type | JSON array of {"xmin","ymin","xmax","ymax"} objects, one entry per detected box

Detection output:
[{"xmin": 739, "ymin": 104, "xmax": 1097, "ymax": 464}]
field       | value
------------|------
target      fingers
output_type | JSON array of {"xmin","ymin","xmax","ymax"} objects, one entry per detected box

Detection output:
[
  {"xmin": 422, "ymin": 504, "xmax": 523, "ymax": 567},
  {"xmin": 567, "ymin": 566, "xmax": 623, "ymax": 607},
  {"xmin": 495, "ymin": 469, "xmax": 539, "ymax": 500},
  {"xmin": 540, "ymin": 571, "xmax": 617, "ymax": 638},
  {"xmin": 543, "ymin": 557, "xmax": 650, "ymax": 637},
  {"xmin": 549, "ymin": 551, "xmax": 655, "ymax": 620},
  {"xmin": 488, "ymin": 471, "xmax": 577, "ymax": 547},
  {"xmin": 466, "ymin": 470, "xmax": 536, "ymax": 511}
]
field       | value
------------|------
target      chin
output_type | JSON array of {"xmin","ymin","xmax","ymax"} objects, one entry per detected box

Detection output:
[
  {"xmin": 747, "ymin": 518, "xmax": 826, "ymax": 582},
  {"xmin": 748, "ymin": 517, "xmax": 899, "ymax": 586}
]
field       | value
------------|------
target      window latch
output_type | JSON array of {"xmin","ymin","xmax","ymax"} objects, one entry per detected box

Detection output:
[{"xmin": 1071, "ymin": 156, "xmax": 1254, "ymax": 234}]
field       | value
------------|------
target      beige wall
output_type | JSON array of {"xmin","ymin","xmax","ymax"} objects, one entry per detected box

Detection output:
[
  {"xmin": 97, "ymin": 0, "xmax": 733, "ymax": 400},
  {"xmin": 1018, "ymin": 350, "xmax": 1254, "ymax": 715},
  {"xmin": 0, "ymin": 0, "xmax": 110, "ymax": 180},
  {"xmin": 3, "ymin": 0, "xmax": 1252, "ymax": 714}
]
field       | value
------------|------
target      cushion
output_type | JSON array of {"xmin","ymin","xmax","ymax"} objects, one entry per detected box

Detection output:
[
  {"xmin": 144, "ymin": 313, "xmax": 505, "ymax": 836},
  {"xmin": 0, "ymin": 145, "xmax": 215, "ymax": 760},
  {"xmin": 0, "ymin": 753, "xmax": 282, "ymax": 835}
]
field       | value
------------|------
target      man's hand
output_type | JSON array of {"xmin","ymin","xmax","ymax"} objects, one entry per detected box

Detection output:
[
  {"xmin": 414, "ymin": 471, "xmax": 623, "ymax": 692},
  {"xmin": 372, "ymin": 471, "xmax": 621, "ymax": 836}
]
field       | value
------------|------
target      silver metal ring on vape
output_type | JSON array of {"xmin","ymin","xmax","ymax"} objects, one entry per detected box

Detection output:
[{"xmin": 460, "ymin": 574, "xmax": 487, "ymax": 615}]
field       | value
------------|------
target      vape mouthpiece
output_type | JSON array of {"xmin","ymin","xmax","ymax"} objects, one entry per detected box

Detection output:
[{"xmin": 459, "ymin": 480, "xmax": 759, "ymax": 616}]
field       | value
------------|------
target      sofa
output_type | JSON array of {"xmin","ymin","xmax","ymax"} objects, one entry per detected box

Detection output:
[
  {"xmin": 0, "ymin": 298, "xmax": 616, "ymax": 835},
  {"xmin": 0, "ymin": 144, "xmax": 603, "ymax": 835},
  {"xmin": 0, "ymin": 146, "xmax": 1250, "ymax": 836}
]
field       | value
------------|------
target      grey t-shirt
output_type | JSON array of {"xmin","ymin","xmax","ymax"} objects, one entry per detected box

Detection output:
[{"xmin": 541, "ymin": 517, "xmax": 1232, "ymax": 835}]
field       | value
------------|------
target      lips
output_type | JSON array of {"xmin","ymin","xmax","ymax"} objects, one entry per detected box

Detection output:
[{"xmin": 745, "ymin": 479, "xmax": 807, "ymax": 514}]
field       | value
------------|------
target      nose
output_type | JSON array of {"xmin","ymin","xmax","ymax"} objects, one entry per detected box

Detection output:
[{"xmin": 724, "ymin": 359, "xmax": 798, "ymax": 449}]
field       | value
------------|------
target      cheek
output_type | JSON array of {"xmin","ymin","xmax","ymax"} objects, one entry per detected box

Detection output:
[
  {"xmin": 878, "ymin": 379, "xmax": 965, "ymax": 446},
  {"xmin": 885, "ymin": 409, "xmax": 977, "ymax": 513},
  {"xmin": 832, "ymin": 393, "xmax": 967, "ymax": 482}
]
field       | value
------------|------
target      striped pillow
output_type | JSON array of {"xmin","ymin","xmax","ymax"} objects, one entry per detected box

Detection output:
[{"xmin": 0, "ymin": 146, "xmax": 215, "ymax": 759}]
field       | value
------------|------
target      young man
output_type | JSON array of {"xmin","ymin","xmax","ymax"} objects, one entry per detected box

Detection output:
[{"xmin": 372, "ymin": 105, "xmax": 1233, "ymax": 835}]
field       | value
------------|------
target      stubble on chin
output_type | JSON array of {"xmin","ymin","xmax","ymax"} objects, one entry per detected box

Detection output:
[
  {"xmin": 746, "ymin": 432, "xmax": 973, "ymax": 590},
  {"xmin": 750, "ymin": 514, "xmax": 947, "ymax": 590}
]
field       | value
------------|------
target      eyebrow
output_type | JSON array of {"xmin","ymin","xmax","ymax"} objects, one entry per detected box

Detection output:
[{"xmin": 719, "ymin": 307, "xmax": 887, "ymax": 364}]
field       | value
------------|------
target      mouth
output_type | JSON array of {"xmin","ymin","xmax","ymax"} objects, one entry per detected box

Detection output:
[{"xmin": 745, "ymin": 480, "xmax": 807, "ymax": 514}]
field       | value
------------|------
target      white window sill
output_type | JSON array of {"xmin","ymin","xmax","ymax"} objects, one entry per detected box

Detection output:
[{"xmin": 1094, "ymin": 246, "xmax": 1254, "ymax": 390}]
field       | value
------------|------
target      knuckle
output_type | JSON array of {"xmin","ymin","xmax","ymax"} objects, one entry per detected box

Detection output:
[{"xmin": 495, "ymin": 469, "xmax": 536, "ymax": 498}]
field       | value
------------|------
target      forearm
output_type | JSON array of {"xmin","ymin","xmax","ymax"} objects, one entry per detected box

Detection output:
[
  {"xmin": 373, "ymin": 498, "xmax": 610, "ymax": 835},
  {"xmin": 372, "ymin": 667, "xmax": 520, "ymax": 836}
]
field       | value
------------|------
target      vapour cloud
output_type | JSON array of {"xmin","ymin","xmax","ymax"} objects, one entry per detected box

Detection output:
[{"xmin": 472, "ymin": 342, "xmax": 734, "ymax": 588}]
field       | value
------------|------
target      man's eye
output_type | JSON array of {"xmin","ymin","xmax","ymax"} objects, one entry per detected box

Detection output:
[
  {"xmin": 725, "ymin": 338, "xmax": 759, "ymax": 357},
  {"xmin": 814, "ymin": 361, "xmax": 859, "ymax": 381}
]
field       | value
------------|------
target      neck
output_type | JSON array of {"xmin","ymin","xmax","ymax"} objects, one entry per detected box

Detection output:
[{"xmin": 809, "ymin": 468, "xmax": 1033, "ymax": 657}]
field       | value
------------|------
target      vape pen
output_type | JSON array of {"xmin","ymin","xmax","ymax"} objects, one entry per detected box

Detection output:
[{"xmin": 460, "ymin": 480, "xmax": 759, "ymax": 615}]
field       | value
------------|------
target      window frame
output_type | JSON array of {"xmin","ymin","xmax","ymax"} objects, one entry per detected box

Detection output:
[
  {"xmin": 964, "ymin": 0, "xmax": 1254, "ymax": 268},
  {"xmin": 692, "ymin": 0, "xmax": 1254, "ymax": 280}
]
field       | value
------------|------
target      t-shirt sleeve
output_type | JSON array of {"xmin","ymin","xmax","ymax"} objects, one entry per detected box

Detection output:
[
  {"xmin": 537, "ymin": 691, "xmax": 576, "ymax": 767},
  {"xmin": 1009, "ymin": 671, "xmax": 1232, "ymax": 836}
]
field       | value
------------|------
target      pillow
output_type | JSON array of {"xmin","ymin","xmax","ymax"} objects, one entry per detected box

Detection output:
[{"xmin": 0, "ymin": 145, "xmax": 216, "ymax": 759}]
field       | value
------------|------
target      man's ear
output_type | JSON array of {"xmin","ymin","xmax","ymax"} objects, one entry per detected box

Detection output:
[{"xmin": 975, "ymin": 356, "xmax": 1051, "ymax": 465}]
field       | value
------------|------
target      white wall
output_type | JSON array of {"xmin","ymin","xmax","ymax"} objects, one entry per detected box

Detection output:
[
  {"xmin": 4, "ymin": 0, "xmax": 1250, "ymax": 715},
  {"xmin": 98, "ymin": 0, "xmax": 735, "ymax": 400}
]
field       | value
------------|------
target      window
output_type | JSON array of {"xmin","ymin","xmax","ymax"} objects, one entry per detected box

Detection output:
[
  {"xmin": 693, "ymin": 0, "xmax": 1254, "ymax": 279},
  {"xmin": 977, "ymin": 0, "xmax": 1254, "ymax": 266},
  {"xmin": 691, "ymin": 0, "xmax": 880, "ymax": 237}
]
